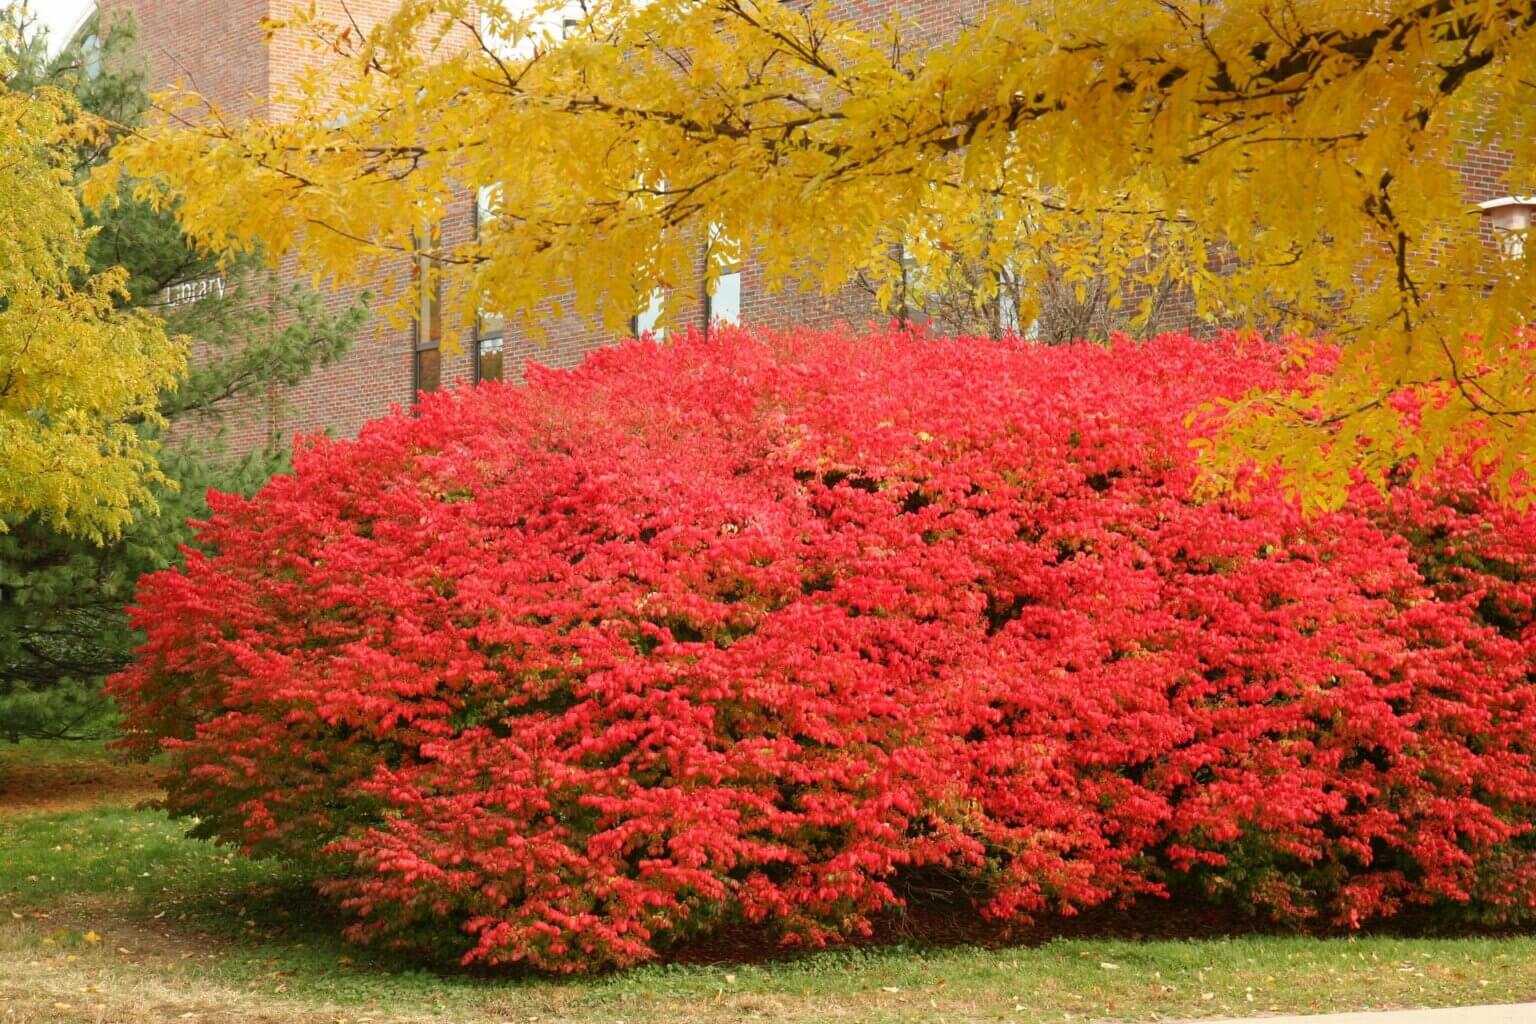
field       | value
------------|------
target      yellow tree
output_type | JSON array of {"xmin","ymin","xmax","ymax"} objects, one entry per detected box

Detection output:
[
  {"xmin": 98, "ymin": 0, "xmax": 1536, "ymax": 507},
  {"xmin": 2, "ymin": 49, "xmax": 183, "ymax": 541}
]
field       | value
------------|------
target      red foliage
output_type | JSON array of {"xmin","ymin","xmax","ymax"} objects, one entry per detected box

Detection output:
[{"xmin": 109, "ymin": 327, "xmax": 1536, "ymax": 971}]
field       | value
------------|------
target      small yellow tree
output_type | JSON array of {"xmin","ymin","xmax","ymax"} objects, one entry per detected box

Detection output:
[
  {"xmin": 2, "ymin": 48, "xmax": 184, "ymax": 541},
  {"xmin": 98, "ymin": 1, "xmax": 1536, "ymax": 506}
]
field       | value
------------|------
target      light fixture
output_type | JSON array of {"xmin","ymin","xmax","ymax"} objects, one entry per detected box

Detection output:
[{"xmin": 1478, "ymin": 195, "xmax": 1536, "ymax": 258}]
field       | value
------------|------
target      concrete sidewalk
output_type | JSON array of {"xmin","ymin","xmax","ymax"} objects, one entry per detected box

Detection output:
[{"xmin": 1201, "ymin": 1005, "xmax": 1536, "ymax": 1024}]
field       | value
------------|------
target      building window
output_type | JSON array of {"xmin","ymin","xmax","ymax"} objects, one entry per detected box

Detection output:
[
  {"xmin": 414, "ymin": 345, "xmax": 441, "ymax": 394},
  {"xmin": 474, "ymin": 184, "xmax": 505, "ymax": 380},
  {"xmin": 478, "ymin": 308, "xmax": 505, "ymax": 344},
  {"xmin": 414, "ymin": 223, "xmax": 442, "ymax": 398},
  {"xmin": 475, "ymin": 184, "xmax": 497, "ymax": 237},
  {"xmin": 706, "ymin": 270, "xmax": 741, "ymax": 328},
  {"xmin": 997, "ymin": 264, "xmax": 1020, "ymax": 337},
  {"xmin": 480, "ymin": 3, "xmax": 584, "ymax": 59},
  {"xmin": 897, "ymin": 241, "xmax": 931, "ymax": 326},
  {"xmin": 476, "ymin": 335, "xmax": 505, "ymax": 383},
  {"xmin": 475, "ymin": 186, "xmax": 504, "ymax": 345},
  {"xmin": 82, "ymin": 33, "xmax": 102, "ymax": 80},
  {"xmin": 705, "ymin": 223, "xmax": 741, "ymax": 331},
  {"xmin": 474, "ymin": 188, "xmax": 505, "ymax": 339},
  {"xmin": 631, "ymin": 290, "xmax": 665, "ymax": 340}
]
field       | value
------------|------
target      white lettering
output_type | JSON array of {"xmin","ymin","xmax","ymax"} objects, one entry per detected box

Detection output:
[{"xmin": 159, "ymin": 276, "xmax": 226, "ymax": 307}]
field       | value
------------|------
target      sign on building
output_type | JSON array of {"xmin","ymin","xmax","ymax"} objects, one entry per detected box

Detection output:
[{"xmin": 159, "ymin": 275, "xmax": 226, "ymax": 306}]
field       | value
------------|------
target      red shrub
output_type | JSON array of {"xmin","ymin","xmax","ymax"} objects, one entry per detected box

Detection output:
[{"xmin": 109, "ymin": 327, "xmax": 1536, "ymax": 971}]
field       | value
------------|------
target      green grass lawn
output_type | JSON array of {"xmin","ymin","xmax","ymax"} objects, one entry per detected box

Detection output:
[{"xmin": 3, "ymin": 742, "xmax": 1536, "ymax": 1023}]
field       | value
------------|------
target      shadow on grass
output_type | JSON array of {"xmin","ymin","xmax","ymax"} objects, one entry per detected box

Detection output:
[
  {"xmin": 147, "ymin": 856, "xmax": 1536, "ymax": 982},
  {"xmin": 3, "ymin": 780, "xmax": 1530, "ymax": 984}
]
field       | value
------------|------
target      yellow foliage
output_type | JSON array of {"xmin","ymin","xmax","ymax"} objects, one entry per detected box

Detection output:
[
  {"xmin": 97, "ymin": 1, "xmax": 1536, "ymax": 506},
  {"xmin": 2, "ymin": 52, "xmax": 184, "ymax": 541}
]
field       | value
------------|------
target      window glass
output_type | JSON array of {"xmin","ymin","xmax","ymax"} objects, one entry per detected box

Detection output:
[
  {"xmin": 427, "ymin": 275, "xmax": 442, "ymax": 344},
  {"xmin": 705, "ymin": 222, "xmax": 742, "ymax": 330},
  {"xmin": 416, "ymin": 224, "xmax": 443, "ymax": 348},
  {"xmin": 414, "ymin": 221, "xmax": 443, "ymax": 400},
  {"xmin": 897, "ymin": 241, "xmax": 933, "ymax": 326},
  {"xmin": 707, "ymin": 271, "xmax": 741, "ymax": 327},
  {"xmin": 997, "ymin": 265, "xmax": 1020, "ymax": 336},
  {"xmin": 632, "ymin": 290, "xmax": 665, "ymax": 340},
  {"xmin": 476, "ymin": 184, "xmax": 499, "ymax": 227},
  {"xmin": 480, "ymin": 3, "xmax": 587, "ymax": 60},
  {"xmin": 415, "ymin": 346, "xmax": 441, "ymax": 395},
  {"xmin": 475, "ymin": 186, "xmax": 505, "ymax": 338},
  {"xmin": 477, "ymin": 336, "xmax": 505, "ymax": 383},
  {"xmin": 479, "ymin": 309, "xmax": 505, "ymax": 341},
  {"xmin": 82, "ymin": 34, "xmax": 102, "ymax": 80}
]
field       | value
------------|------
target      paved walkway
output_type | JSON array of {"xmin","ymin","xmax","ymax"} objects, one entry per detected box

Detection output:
[{"xmin": 1202, "ymin": 1005, "xmax": 1536, "ymax": 1024}]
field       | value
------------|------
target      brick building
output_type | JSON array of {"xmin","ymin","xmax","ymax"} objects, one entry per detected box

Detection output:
[
  {"xmin": 94, "ymin": 0, "xmax": 905, "ymax": 455},
  {"xmin": 97, "ymin": 0, "xmax": 474, "ymax": 454},
  {"xmin": 94, "ymin": 1, "xmax": 1522, "ymax": 457}
]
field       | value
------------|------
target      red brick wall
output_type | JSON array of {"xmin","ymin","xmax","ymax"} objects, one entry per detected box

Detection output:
[{"xmin": 101, "ymin": 0, "xmax": 270, "ymax": 119}]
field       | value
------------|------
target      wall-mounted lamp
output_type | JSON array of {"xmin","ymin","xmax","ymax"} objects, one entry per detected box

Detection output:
[{"xmin": 1478, "ymin": 195, "xmax": 1536, "ymax": 258}]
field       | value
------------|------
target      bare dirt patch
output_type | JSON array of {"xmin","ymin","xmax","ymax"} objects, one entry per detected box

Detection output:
[{"xmin": 0, "ymin": 752, "xmax": 161, "ymax": 817}]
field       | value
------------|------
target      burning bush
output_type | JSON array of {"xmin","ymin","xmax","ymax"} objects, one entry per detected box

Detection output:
[{"xmin": 111, "ymin": 327, "xmax": 1536, "ymax": 970}]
